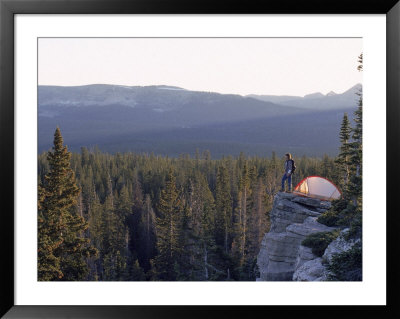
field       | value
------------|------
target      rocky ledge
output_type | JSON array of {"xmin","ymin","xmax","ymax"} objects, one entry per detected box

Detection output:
[{"xmin": 257, "ymin": 192, "xmax": 335, "ymax": 281}]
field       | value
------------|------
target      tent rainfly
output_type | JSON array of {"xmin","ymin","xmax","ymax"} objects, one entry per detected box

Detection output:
[{"xmin": 293, "ymin": 176, "xmax": 341, "ymax": 201}]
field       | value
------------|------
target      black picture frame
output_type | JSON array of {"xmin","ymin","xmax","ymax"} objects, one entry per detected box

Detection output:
[{"xmin": 1, "ymin": 0, "xmax": 399, "ymax": 318}]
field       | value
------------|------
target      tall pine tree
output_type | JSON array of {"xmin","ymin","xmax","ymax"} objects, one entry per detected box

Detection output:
[
  {"xmin": 39, "ymin": 127, "xmax": 97, "ymax": 281},
  {"xmin": 38, "ymin": 183, "xmax": 63, "ymax": 280},
  {"xmin": 348, "ymin": 53, "xmax": 363, "ymax": 206},
  {"xmin": 215, "ymin": 164, "xmax": 232, "ymax": 254},
  {"xmin": 234, "ymin": 162, "xmax": 251, "ymax": 266},
  {"xmin": 153, "ymin": 169, "xmax": 183, "ymax": 280},
  {"xmin": 335, "ymin": 113, "xmax": 352, "ymax": 193}
]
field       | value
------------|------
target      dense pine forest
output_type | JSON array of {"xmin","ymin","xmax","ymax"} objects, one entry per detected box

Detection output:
[{"xmin": 38, "ymin": 137, "xmax": 343, "ymax": 281}]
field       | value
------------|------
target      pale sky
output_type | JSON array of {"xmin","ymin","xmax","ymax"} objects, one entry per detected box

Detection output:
[{"xmin": 38, "ymin": 38, "xmax": 362, "ymax": 96}]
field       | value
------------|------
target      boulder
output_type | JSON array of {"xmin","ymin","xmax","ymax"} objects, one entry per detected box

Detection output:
[{"xmin": 292, "ymin": 258, "xmax": 328, "ymax": 281}]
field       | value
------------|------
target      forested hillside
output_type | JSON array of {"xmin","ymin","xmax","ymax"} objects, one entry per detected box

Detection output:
[{"xmin": 38, "ymin": 137, "xmax": 340, "ymax": 281}]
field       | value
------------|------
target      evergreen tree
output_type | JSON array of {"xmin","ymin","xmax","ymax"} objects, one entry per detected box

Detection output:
[
  {"xmin": 335, "ymin": 113, "xmax": 352, "ymax": 193},
  {"xmin": 215, "ymin": 164, "xmax": 232, "ymax": 254},
  {"xmin": 234, "ymin": 162, "xmax": 251, "ymax": 266},
  {"xmin": 250, "ymin": 177, "xmax": 270, "ymax": 253},
  {"xmin": 116, "ymin": 185, "xmax": 132, "ymax": 248},
  {"xmin": 319, "ymin": 53, "xmax": 363, "ymax": 244},
  {"xmin": 153, "ymin": 169, "xmax": 183, "ymax": 280},
  {"xmin": 101, "ymin": 192, "xmax": 129, "ymax": 280},
  {"xmin": 137, "ymin": 194, "xmax": 157, "ymax": 273},
  {"xmin": 348, "ymin": 53, "xmax": 363, "ymax": 206},
  {"xmin": 179, "ymin": 173, "xmax": 217, "ymax": 280},
  {"xmin": 129, "ymin": 258, "xmax": 146, "ymax": 280},
  {"xmin": 38, "ymin": 183, "xmax": 63, "ymax": 281},
  {"xmin": 195, "ymin": 174, "xmax": 218, "ymax": 280},
  {"xmin": 86, "ymin": 188, "xmax": 103, "ymax": 280},
  {"xmin": 39, "ymin": 127, "xmax": 97, "ymax": 281}
]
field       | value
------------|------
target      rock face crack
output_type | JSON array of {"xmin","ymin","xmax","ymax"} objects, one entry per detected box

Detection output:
[{"xmin": 257, "ymin": 192, "xmax": 335, "ymax": 281}]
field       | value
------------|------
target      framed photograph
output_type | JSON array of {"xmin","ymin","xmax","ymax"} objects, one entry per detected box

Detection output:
[{"xmin": 1, "ymin": 0, "xmax": 399, "ymax": 318}]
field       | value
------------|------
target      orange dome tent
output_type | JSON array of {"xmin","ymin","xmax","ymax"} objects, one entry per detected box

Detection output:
[{"xmin": 293, "ymin": 176, "xmax": 341, "ymax": 201}]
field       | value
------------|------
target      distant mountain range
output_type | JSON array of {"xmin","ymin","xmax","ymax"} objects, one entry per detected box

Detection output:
[
  {"xmin": 247, "ymin": 83, "xmax": 361, "ymax": 110},
  {"xmin": 38, "ymin": 84, "xmax": 361, "ymax": 158}
]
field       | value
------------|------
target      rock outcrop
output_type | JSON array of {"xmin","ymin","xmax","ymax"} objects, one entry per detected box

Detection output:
[
  {"xmin": 321, "ymin": 228, "xmax": 361, "ymax": 264},
  {"xmin": 292, "ymin": 228, "xmax": 361, "ymax": 281},
  {"xmin": 257, "ymin": 192, "xmax": 336, "ymax": 281}
]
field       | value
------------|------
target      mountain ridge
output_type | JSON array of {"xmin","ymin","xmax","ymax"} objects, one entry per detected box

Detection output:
[
  {"xmin": 247, "ymin": 83, "xmax": 361, "ymax": 110},
  {"xmin": 38, "ymin": 84, "xmax": 360, "ymax": 157}
]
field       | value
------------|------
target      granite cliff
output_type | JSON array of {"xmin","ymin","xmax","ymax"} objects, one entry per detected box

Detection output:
[{"xmin": 257, "ymin": 192, "xmax": 359, "ymax": 281}]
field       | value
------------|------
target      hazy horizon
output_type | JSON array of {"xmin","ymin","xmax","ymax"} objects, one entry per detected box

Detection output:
[
  {"xmin": 37, "ymin": 81, "xmax": 362, "ymax": 98},
  {"xmin": 39, "ymin": 38, "xmax": 362, "ymax": 97}
]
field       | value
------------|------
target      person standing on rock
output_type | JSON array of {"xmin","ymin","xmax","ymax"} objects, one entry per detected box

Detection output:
[{"xmin": 281, "ymin": 153, "xmax": 295, "ymax": 192}]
